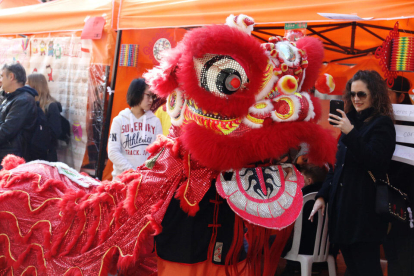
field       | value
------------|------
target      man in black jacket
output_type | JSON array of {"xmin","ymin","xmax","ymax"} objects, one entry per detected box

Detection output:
[{"xmin": 0, "ymin": 64, "xmax": 37, "ymax": 166}]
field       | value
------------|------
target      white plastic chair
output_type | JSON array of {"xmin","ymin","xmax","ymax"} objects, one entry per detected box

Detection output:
[{"xmin": 283, "ymin": 192, "xmax": 336, "ymax": 276}]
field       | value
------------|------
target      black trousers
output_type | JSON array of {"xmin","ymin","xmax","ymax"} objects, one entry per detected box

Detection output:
[
  {"xmin": 383, "ymin": 232, "xmax": 414, "ymax": 276},
  {"xmin": 339, "ymin": 242, "xmax": 383, "ymax": 276}
]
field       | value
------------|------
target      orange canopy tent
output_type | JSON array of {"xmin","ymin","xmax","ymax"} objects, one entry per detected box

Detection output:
[
  {"xmin": 117, "ymin": 0, "xmax": 414, "ymax": 29},
  {"xmin": 98, "ymin": 0, "xmax": 414, "ymax": 180},
  {"xmin": 0, "ymin": 0, "xmax": 40, "ymax": 9}
]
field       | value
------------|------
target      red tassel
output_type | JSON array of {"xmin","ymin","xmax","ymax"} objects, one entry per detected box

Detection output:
[
  {"xmin": 13, "ymin": 244, "xmax": 47, "ymax": 274},
  {"xmin": 225, "ymin": 215, "xmax": 246, "ymax": 276},
  {"xmin": 81, "ymin": 201, "xmax": 101, "ymax": 253},
  {"xmin": 174, "ymin": 183, "xmax": 200, "ymax": 216},
  {"xmin": 123, "ymin": 175, "xmax": 143, "ymax": 216},
  {"xmin": 59, "ymin": 209, "xmax": 86, "ymax": 256},
  {"xmin": 99, "ymin": 247, "xmax": 119, "ymax": 276}
]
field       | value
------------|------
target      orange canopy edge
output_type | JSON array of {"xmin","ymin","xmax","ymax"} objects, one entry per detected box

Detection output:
[
  {"xmin": 0, "ymin": 0, "xmax": 116, "ymax": 35},
  {"xmin": 118, "ymin": 0, "xmax": 414, "ymax": 30},
  {"xmin": 0, "ymin": 0, "xmax": 40, "ymax": 9}
]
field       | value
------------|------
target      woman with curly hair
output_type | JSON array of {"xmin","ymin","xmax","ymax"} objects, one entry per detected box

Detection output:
[{"xmin": 309, "ymin": 70, "xmax": 396, "ymax": 276}]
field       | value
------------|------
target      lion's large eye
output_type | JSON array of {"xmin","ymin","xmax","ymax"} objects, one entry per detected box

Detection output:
[{"xmin": 194, "ymin": 54, "xmax": 248, "ymax": 98}]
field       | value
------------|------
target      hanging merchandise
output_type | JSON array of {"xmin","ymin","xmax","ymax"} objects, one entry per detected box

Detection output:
[
  {"xmin": 375, "ymin": 21, "xmax": 414, "ymax": 87},
  {"xmin": 119, "ymin": 44, "xmax": 139, "ymax": 67},
  {"xmin": 390, "ymin": 37, "xmax": 414, "ymax": 72}
]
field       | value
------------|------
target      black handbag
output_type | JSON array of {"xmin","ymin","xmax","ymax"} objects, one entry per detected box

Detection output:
[{"xmin": 368, "ymin": 171, "xmax": 408, "ymax": 222}]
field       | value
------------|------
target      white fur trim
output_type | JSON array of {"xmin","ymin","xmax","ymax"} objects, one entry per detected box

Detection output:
[
  {"xmin": 171, "ymin": 99, "xmax": 187, "ymax": 127},
  {"xmin": 271, "ymin": 95, "xmax": 300, "ymax": 122},
  {"xmin": 166, "ymin": 88, "xmax": 184, "ymax": 118},
  {"xmin": 248, "ymin": 99, "xmax": 274, "ymax": 115},
  {"xmin": 242, "ymin": 116, "xmax": 263, "ymax": 129},
  {"xmin": 297, "ymin": 68, "xmax": 306, "ymax": 92},
  {"xmin": 167, "ymin": 88, "xmax": 187, "ymax": 126},
  {"xmin": 301, "ymin": 92, "xmax": 315, "ymax": 121},
  {"xmin": 225, "ymin": 14, "xmax": 254, "ymax": 35}
]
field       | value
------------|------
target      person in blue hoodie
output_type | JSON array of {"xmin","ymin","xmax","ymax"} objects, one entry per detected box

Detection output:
[{"xmin": 0, "ymin": 64, "xmax": 37, "ymax": 166}]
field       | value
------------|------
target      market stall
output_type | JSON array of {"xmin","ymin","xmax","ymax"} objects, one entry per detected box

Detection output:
[{"xmin": 0, "ymin": 0, "xmax": 117, "ymax": 172}]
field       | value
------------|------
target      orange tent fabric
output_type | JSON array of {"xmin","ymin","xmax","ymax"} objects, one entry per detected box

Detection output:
[
  {"xmin": 0, "ymin": 0, "xmax": 40, "ymax": 9},
  {"xmin": 101, "ymin": 28, "xmax": 187, "ymax": 180},
  {"xmin": 117, "ymin": 0, "xmax": 414, "ymax": 30},
  {"xmin": 0, "ymin": 0, "xmax": 114, "ymax": 35}
]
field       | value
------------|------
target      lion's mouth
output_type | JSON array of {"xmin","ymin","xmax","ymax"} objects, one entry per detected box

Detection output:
[
  {"xmin": 185, "ymin": 99, "xmax": 242, "ymax": 135},
  {"xmin": 187, "ymin": 99, "xmax": 238, "ymax": 121}
]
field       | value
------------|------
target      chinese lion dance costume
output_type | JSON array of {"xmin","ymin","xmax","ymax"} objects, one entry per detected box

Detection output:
[{"xmin": 0, "ymin": 15, "xmax": 336, "ymax": 276}]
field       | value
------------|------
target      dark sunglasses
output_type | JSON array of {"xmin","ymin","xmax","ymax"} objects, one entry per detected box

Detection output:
[{"xmin": 350, "ymin": 91, "xmax": 368, "ymax": 99}]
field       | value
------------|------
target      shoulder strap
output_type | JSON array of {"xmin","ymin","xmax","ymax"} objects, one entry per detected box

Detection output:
[{"xmin": 368, "ymin": 171, "xmax": 390, "ymax": 184}]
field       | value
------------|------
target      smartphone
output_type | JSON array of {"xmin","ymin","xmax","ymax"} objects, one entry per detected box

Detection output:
[{"xmin": 329, "ymin": 100, "xmax": 344, "ymax": 125}]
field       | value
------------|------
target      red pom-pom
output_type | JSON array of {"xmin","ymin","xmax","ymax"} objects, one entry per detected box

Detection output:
[
  {"xmin": 1, "ymin": 154, "xmax": 25, "ymax": 170},
  {"xmin": 315, "ymin": 73, "xmax": 335, "ymax": 94}
]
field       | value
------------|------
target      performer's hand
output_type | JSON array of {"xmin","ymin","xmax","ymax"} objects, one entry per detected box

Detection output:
[
  {"xmin": 283, "ymin": 167, "xmax": 293, "ymax": 180},
  {"xmin": 309, "ymin": 197, "xmax": 325, "ymax": 222},
  {"xmin": 328, "ymin": 109, "xmax": 354, "ymax": 135}
]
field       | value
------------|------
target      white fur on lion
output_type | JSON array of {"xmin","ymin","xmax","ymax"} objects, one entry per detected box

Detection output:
[{"xmin": 225, "ymin": 14, "xmax": 255, "ymax": 35}]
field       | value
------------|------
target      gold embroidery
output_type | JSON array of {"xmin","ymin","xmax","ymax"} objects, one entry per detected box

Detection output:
[
  {"xmin": 0, "ymin": 234, "xmax": 17, "ymax": 261},
  {"xmin": 183, "ymin": 155, "xmax": 197, "ymax": 207},
  {"xmin": 21, "ymin": 265, "xmax": 37, "ymax": 276},
  {"xmin": 0, "ymin": 190, "xmax": 62, "ymax": 212},
  {"xmin": 63, "ymin": 267, "xmax": 84, "ymax": 276},
  {"xmin": 0, "ymin": 211, "xmax": 52, "ymax": 242}
]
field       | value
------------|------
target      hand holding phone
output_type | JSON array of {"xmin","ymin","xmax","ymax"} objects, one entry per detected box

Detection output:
[{"xmin": 329, "ymin": 100, "xmax": 344, "ymax": 125}]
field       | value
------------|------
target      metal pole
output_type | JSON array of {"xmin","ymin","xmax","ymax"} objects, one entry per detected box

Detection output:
[
  {"xmin": 94, "ymin": 65, "xmax": 110, "ymax": 178},
  {"xmin": 96, "ymin": 30, "xmax": 122, "ymax": 180}
]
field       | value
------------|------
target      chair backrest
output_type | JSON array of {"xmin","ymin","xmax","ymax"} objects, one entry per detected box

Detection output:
[{"xmin": 284, "ymin": 192, "xmax": 330, "ymax": 262}]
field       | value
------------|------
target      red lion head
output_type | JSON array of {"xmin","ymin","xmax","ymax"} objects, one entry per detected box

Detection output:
[{"xmin": 145, "ymin": 15, "xmax": 336, "ymax": 172}]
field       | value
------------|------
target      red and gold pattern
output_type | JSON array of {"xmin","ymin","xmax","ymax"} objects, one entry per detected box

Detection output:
[{"xmin": 183, "ymin": 105, "xmax": 242, "ymax": 135}]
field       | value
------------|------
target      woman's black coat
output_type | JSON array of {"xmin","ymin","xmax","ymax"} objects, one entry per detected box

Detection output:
[{"xmin": 317, "ymin": 108, "xmax": 396, "ymax": 244}]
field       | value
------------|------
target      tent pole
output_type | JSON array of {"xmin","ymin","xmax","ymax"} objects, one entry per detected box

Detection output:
[
  {"xmin": 309, "ymin": 24, "xmax": 351, "ymax": 35},
  {"xmin": 350, "ymin": 22, "xmax": 356, "ymax": 54},
  {"xmin": 308, "ymin": 27, "xmax": 349, "ymax": 53},
  {"xmin": 96, "ymin": 30, "xmax": 122, "ymax": 180},
  {"xmin": 329, "ymin": 53, "xmax": 368, "ymax": 63},
  {"xmin": 357, "ymin": 24, "xmax": 385, "ymax": 41},
  {"xmin": 254, "ymin": 29, "xmax": 283, "ymax": 37},
  {"xmin": 251, "ymin": 33, "xmax": 268, "ymax": 43},
  {"xmin": 358, "ymin": 23, "xmax": 414, "ymax": 34}
]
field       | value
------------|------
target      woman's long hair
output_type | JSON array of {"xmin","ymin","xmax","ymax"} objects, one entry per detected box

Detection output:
[
  {"xmin": 28, "ymin": 73, "xmax": 56, "ymax": 112},
  {"xmin": 344, "ymin": 70, "xmax": 394, "ymax": 120}
]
